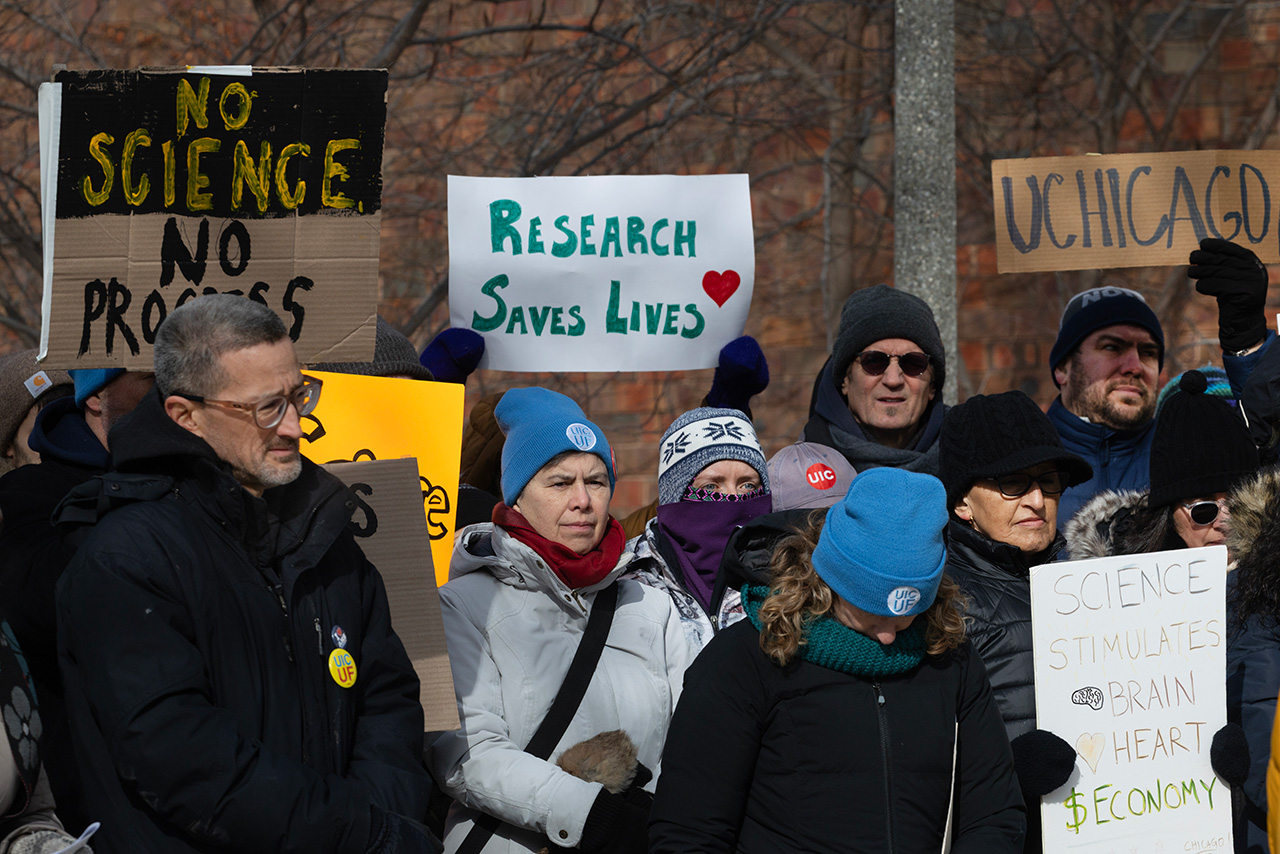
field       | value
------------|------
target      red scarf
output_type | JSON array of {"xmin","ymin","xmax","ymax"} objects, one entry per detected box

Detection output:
[{"xmin": 492, "ymin": 504, "xmax": 626, "ymax": 590}]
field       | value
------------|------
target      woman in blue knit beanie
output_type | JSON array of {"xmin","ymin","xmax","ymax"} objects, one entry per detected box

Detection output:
[
  {"xmin": 427, "ymin": 387, "xmax": 692, "ymax": 854},
  {"xmin": 650, "ymin": 467, "xmax": 1025, "ymax": 854}
]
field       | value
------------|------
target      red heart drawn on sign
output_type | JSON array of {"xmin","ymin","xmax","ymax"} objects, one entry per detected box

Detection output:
[{"xmin": 702, "ymin": 270, "xmax": 740, "ymax": 307}]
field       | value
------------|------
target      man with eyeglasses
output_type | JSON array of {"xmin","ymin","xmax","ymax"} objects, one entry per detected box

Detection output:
[
  {"xmin": 55, "ymin": 295, "xmax": 435, "ymax": 853},
  {"xmin": 803, "ymin": 283, "xmax": 948, "ymax": 475}
]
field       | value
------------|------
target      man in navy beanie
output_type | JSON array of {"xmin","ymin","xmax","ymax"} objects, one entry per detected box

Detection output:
[{"xmin": 1046, "ymin": 286, "xmax": 1165, "ymax": 523}]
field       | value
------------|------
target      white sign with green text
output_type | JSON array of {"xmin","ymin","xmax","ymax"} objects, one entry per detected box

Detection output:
[
  {"xmin": 1031, "ymin": 546, "xmax": 1230, "ymax": 853},
  {"xmin": 448, "ymin": 174, "xmax": 754, "ymax": 372}
]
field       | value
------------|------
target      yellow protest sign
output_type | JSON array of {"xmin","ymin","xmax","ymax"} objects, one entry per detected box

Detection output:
[{"xmin": 302, "ymin": 371, "xmax": 464, "ymax": 585}]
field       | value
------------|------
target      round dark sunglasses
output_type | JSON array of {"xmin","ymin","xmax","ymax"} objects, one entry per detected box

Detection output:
[
  {"xmin": 851, "ymin": 350, "xmax": 931, "ymax": 378},
  {"xmin": 988, "ymin": 471, "xmax": 1068, "ymax": 498},
  {"xmin": 1181, "ymin": 499, "xmax": 1226, "ymax": 527}
]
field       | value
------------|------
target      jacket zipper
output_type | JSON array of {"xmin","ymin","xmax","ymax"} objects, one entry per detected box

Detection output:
[
  {"xmin": 313, "ymin": 618, "xmax": 324, "ymax": 656},
  {"xmin": 873, "ymin": 681, "xmax": 895, "ymax": 853}
]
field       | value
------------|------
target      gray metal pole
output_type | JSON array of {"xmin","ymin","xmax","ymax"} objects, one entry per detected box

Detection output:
[{"xmin": 894, "ymin": 0, "xmax": 957, "ymax": 404}]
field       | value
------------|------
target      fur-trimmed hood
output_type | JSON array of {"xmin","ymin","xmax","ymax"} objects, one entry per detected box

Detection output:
[
  {"xmin": 1063, "ymin": 489, "xmax": 1149, "ymax": 560},
  {"xmin": 1227, "ymin": 466, "xmax": 1280, "ymax": 575}
]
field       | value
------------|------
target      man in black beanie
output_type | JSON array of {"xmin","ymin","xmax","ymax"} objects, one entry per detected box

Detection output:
[{"xmin": 802, "ymin": 283, "xmax": 948, "ymax": 475}]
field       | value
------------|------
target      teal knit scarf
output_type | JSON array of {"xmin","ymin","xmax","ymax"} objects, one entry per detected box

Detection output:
[{"xmin": 743, "ymin": 584, "xmax": 926, "ymax": 677}]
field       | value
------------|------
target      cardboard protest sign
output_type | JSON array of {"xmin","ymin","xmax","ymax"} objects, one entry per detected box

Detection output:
[
  {"xmin": 302, "ymin": 371, "xmax": 465, "ymax": 587},
  {"xmin": 38, "ymin": 67, "xmax": 385, "ymax": 368},
  {"xmin": 1030, "ymin": 546, "xmax": 1230, "ymax": 853},
  {"xmin": 324, "ymin": 458, "xmax": 458, "ymax": 732},
  {"xmin": 448, "ymin": 174, "xmax": 754, "ymax": 372},
  {"xmin": 993, "ymin": 150, "xmax": 1280, "ymax": 273}
]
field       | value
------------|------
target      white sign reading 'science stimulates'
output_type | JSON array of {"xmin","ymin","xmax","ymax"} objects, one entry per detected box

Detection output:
[
  {"xmin": 1030, "ymin": 546, "xmax": 1230, "ymax": 854},
  {"xmin": 447, "ymin": 174, "xmax": 754, "ymax": 373}
]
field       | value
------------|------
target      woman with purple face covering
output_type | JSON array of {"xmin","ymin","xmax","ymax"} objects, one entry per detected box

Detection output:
[{"xmin": 624, "ymin": 408, "xmax": 773, "ymax": 652}]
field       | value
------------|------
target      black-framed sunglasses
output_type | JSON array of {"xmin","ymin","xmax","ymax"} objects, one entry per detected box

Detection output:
[
  {"xmin": 988, "ymin": 471, "xmax": 1068, "ymax": 498},
  {"xmin": 851, "ymin": 350, "xmax": 931, "ymax": 378},
  {"xmin": 1181, "ymin": 499, "xmax": 1226, "ymax": 527},
  {"xmin": 174, "ymin": 375, "xmax": 322, "ymax": 430}
]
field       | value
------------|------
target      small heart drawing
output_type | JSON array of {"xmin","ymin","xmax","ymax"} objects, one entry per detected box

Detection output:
[
  {"xmin": 702, "ymin": 270, "xmax": 740, "ymax": 307},
  {"xmin": 1075, "ymin": 732, "xmax": 1105, "ymax": 774}
]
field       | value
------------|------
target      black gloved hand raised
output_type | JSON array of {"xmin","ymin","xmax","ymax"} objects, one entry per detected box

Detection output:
[
  {"xmin": 1210, "ymin": 723, "xmax": 1250, "ymax": 787},
  {"xmin": 1011, "ymin": 729, "xmax": 1077, "ymax": 798},
  {"xmin": 1189, "ymin": 237, "xmax": 1269, "ymax": 353}
]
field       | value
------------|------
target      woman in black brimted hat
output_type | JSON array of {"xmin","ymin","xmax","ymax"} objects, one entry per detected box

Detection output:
[{"xmin": 939, "ymin": 390, "xmax": 1092, "ymax": 852}]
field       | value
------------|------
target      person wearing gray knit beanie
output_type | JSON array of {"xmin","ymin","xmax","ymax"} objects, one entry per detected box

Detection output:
[
  {"xmin": 802, "ymin": 284, "xmax": 948, "ymax": 476},
  {"xmin": 312, "ymin": 316, "xmax": 434, "ymax": 381}
]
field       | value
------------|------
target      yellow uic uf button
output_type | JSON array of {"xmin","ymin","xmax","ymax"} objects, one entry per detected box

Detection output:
[{"xmin": 329, "ymin": 648, "xmax": 358, "ymax": 688}]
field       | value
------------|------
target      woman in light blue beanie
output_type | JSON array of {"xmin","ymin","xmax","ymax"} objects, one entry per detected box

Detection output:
[
  {"xmin": 651, "ymin": 467, "xmax": 1026, "ymax": 854},
  {"xmin": 428, "ymin": 386, "xmax": 691, "ymax": 854}
]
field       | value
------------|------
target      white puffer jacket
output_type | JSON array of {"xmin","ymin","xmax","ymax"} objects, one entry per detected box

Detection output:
[{"xmin": 426, "ymin": 523, "xmax": 693, "ymax": 854}]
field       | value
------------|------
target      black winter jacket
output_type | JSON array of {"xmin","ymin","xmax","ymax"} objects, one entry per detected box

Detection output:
[
  {"xmin": 56, "ymin": 389, "xmax": 432, "ymax": 854},
  {"xmin": 0, "ymin": 396, "xmax": 111, "ymax": 833},
  {"xmin": 944, "ymin": 520, "xmax": 1064, "ymax": 742},
  {"xmin": 649, "ymin": 620, "xmax": 1025, "ymax": 854}
]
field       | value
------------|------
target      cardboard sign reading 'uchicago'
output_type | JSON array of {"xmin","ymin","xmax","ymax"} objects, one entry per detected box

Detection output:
[
  {"xmin": 302, "ymin": 371, "xmax": 464, "ymax": 587},
  {"xmin": 993, "ymin": 150, "xmax": 1280, "ymax": 273},
  {"xmin": 324, "ymin": 458, "xmax": 458, "ymax": 732},
  {"xmin": 448, "ymin": 174, "xmax": 754, "ymax": 372},
  {"xmin": 38, "ymin": 67, "xmax": 386, "ymax": 368},
  {"xmin": 1030, "ymin": 547, "xmax": 1230, "ymax": 853}
]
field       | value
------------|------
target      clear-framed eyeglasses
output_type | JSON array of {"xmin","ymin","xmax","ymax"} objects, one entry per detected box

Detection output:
[{"xmin": 174, "ymin": 375, "xmax": 322, "ymax": 429}]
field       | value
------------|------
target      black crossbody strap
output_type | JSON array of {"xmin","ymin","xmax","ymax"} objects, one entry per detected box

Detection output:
[{"xmin": 455, "ymin": 582, "xmax": 619, "ymax": 854}]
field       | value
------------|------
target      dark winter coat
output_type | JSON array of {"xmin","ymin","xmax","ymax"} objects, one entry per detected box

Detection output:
[
  {"xmin": 649, "ymin": 620, "xmax": 1025, "ymax": 854},
  {"xmin": 714, "ymin": 508, "xmax": 820, "ymax": 603},
  {"xmin": 56, "ymin": 389, "xmax": 432, "ymax": 854},
  {"xmin": 1047, "ymin": 398, "xmax": 1156, "ymax": 524},
  {"xmin": 943, "ymin": 520, "xmax": 1065, "ymax": 741},
  {"xmin": 1223, "ymin": 467, "xmax": 1280, "ymax": 854},
  {"xmin": 0, "ymin": 395, "xmax": 110, "ymax": 834},
  {"xmin": 801, "ymin": 359, "xmax": 947, "ymax": 476}
]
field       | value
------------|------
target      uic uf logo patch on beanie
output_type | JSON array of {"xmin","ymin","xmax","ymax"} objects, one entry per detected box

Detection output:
[
  {"xmin": 887, "ymin": 586, "xmax": 922, "ymax": 616},
  {"xmin": 566, "ymin": 423, "xmax": 597, "ymax": 451}
]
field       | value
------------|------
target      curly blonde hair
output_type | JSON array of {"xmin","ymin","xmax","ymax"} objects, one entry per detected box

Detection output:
[{"xmin": 757, "ymin": 514, "xmax": 967, "ymax": 666}]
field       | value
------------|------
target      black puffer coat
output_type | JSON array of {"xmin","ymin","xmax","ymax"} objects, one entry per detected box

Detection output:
[
  {"xmin": 0, "ymin": 397, "xmax": 109, "ymax": 833},
  {"xmin": 649, "ymin": 619, "xmax": 1025, "ymax": 854},
  {"xmin": 943, "ymin": 520, "xmax": 1064, "ymax": 741},
  {"xmin": 56, "ymin": 389, "xmax": 432, "ymax": 854}
]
